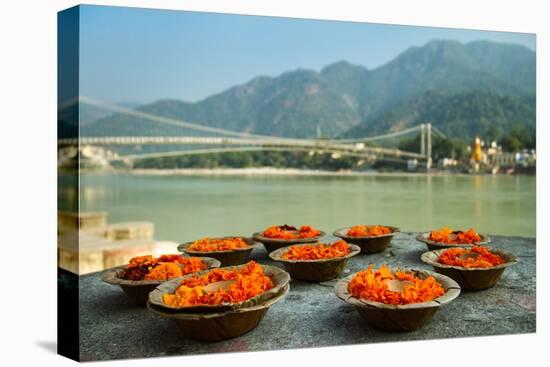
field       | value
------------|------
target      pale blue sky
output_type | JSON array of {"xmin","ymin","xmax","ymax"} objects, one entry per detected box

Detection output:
[{"xmin": 77, "ymin": 5, "xmax": 536, "ymax": 105}]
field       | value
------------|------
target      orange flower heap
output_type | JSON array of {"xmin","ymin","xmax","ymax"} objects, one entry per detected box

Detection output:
[
  {"xmin": 144, "ymin": 263, "xmax": 183, "ymax": 280},
  {"xmin": 162, "ymin": 261, "xmax": 274, "ymax": 307},
  {"xmin": 428, "ymin": 227, "xmax": 482, "ymax": 244},
  {"xmin": 282, "ymin": 240, "xmax": 351, "ymax": 260},
  {"xmin": 157, "ymin": 254, "xmax": 199, "ymax": 264},
  {"xmin": 121, "ymin": 254, "xmax": 206, "ymax": 281},
  {"xmin": 121, "ymin": 256, "xmax": 156, "ymax": 280},
  {"xmin": 170, "ymin": 256, "xmax": 207, "ymax": 275},
  {"xmin": 348, "ymin": 264, "xmax": 445, "ymax": 305},
  {"xmin": 262, "ymin": 224, "xmax": 321, "ymax": 239},
  {"xmin": 347, "ymin": 225, "xmax": 392, "ymax": 237},
  {"xmin": 438, "ymin": 246, "xmax": 506, "ymax": 268},
  {"xmin": 187, "ymin": 237, "xmax": 249, "ymax": 252}
]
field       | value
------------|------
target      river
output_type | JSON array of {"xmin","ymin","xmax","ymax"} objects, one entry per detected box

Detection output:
[{"xmin": 59, "ymin": 173, "xmax": 536, "ymax": 241}]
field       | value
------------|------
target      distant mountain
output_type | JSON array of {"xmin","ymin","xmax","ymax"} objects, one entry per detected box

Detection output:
[
  {"xmin": 356, "ymin": 40, "xmax": 534, "ymax": 120},
  {"xmin": 81, "ymin": 40, "xmax": 535, "ymax": 139},
  {"xmin": 342, "ymin": 90, "xmax": 536, "ymax": 140},
  {"xmin": 82, "ymin": 69, "xmax": 364, "ymax": 138}
]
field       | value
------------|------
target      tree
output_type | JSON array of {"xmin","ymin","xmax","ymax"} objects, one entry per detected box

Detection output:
[
  {"xmin": 432, "ymin": 138, "xmax": 468, "ymax": 160},
  {"xmin": 483, "ymin": 125, "xmax": 502, "ymax": 143},
  {"xmin": 498, "ymin": 123, "xmax": 535, "ymax": 152},
  {"xmin": 500, "ymin": 135, "xmax": 523, "ymax": 152}
]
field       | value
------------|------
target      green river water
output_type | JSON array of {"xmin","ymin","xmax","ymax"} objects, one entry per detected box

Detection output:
[{"xmin": 59, "ymin": 173, "xmax": 536, "ymax": 241}]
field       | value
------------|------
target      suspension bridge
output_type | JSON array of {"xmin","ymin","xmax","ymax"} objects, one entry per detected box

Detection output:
[{"xmin": 58, "ymin": 97, "xmax": 446, "ymax": 169}]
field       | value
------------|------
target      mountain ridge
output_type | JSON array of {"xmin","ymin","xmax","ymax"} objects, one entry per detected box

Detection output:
[{"xmin": 80, "ymin": 39, "xmax": 536, "ymax": 140}]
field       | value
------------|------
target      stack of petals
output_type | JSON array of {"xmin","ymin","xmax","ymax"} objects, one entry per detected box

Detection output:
[
  {"xmin": 437, "ymin": 246, "xmax": 506, "ymax": 268},
  {"xmin": 347, "ymin": 225, "xmax": 392, "ymax": 237},
  {"xmin": 428, "ymin": 227, "xmax": 482, "ymax": 244},
  {"xmin": 348, "ymin": 264, "xmax": 445, "ymax": 305},
  {"xmin": 282, "ymin": 240, "xmax": 351, "ymax": 260},
  {"xmin": 144, "ymin": 263, "xmax": 184, "ymax": 280},
  {"xmin": 162, "ymin": 261, "xmax": 274, "ymax": 308},
  {"xmin": 121, "ymin": 254, "xmax": 206, "ymax": 281},
  {"xmin": 262, "ymin": 224, "xmax": 321, "ymax": 239},
  {"xmin": 188, "ymin": 237, "xmax": 249, "ymax": 252}
]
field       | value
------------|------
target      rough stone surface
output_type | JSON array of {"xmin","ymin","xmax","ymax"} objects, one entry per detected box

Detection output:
[{"xmin": 79, "ymin": 233, "xmax": 536, "ymax": 361}]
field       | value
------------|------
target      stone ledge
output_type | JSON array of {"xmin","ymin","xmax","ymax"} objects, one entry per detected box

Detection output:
[{"xmin": 77, "ymin": 232, "xmax": 536, "ymax": 361}]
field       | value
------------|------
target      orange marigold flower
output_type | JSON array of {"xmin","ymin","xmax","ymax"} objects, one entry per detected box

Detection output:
[
  {"xmin": 156, "ymin": 254, "xmax": 186, "ymax": 263},
  {"xmin": 428, "ymin": 227, "xmax": 482, "ymax": 244},
  {"xmin": 348, "ymin": 264, "xmax": 445, "ymax": 305},
  {"xmin": 144, "ymin": 262, "xmax": 183, "ymax": 280},
  {"xmin": 456, "ymin": 228, "xmax": 482, "ymax": 244},
  {"xmin": 437, "ymin": 246, "xmax": 506, "ymax": 268},
  {"xmin": 162, "ymin": 261, "xmax": 274, "ymax": 307},
  {"xmin": 262, "ymin": 224, "xmax": 321, "ymax": 239},
  {"xmin": 128, "ymin": 255, "xmax": 155, "ymax": 267},
  {"xmin": 121, "ymin": 254, "xmax": 206, "ymax": 281},
  {"xmin": 347, "ymin": 225, "xmax": 392, "ymax": 237},
  {"xmin": 187, "ymin": 237, "xmax": 249, "ymax": 252},
  {"xmin": 282, "ymin": 240, "xmax": 351, "ymax": 260}
]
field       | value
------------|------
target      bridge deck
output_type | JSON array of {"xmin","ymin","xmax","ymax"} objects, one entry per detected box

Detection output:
[
  {"xmin": 75, "ymin": 232, "xmax": 536, "ymax": 361},
  {"xmin": 58, "ymin": 136, "xmax": 426, "ymax": 160}
]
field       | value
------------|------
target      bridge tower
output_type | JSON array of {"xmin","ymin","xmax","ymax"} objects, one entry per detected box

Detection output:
[
  {"xmin": 420, "ymin": 124, "xmax": 426, "ymax": 156},
  {"xmin": 419, "ymin": 123, "xmax": 432, "ymax": 171},
  {"xmin": 426, "ymin": 123, "xmax": 432, "ymax": 171}
]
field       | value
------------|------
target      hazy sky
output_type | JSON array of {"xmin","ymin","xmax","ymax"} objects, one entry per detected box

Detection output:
[{"xmin": 77, "ymin": 5, "xmax": 536, "ymax": 105}]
